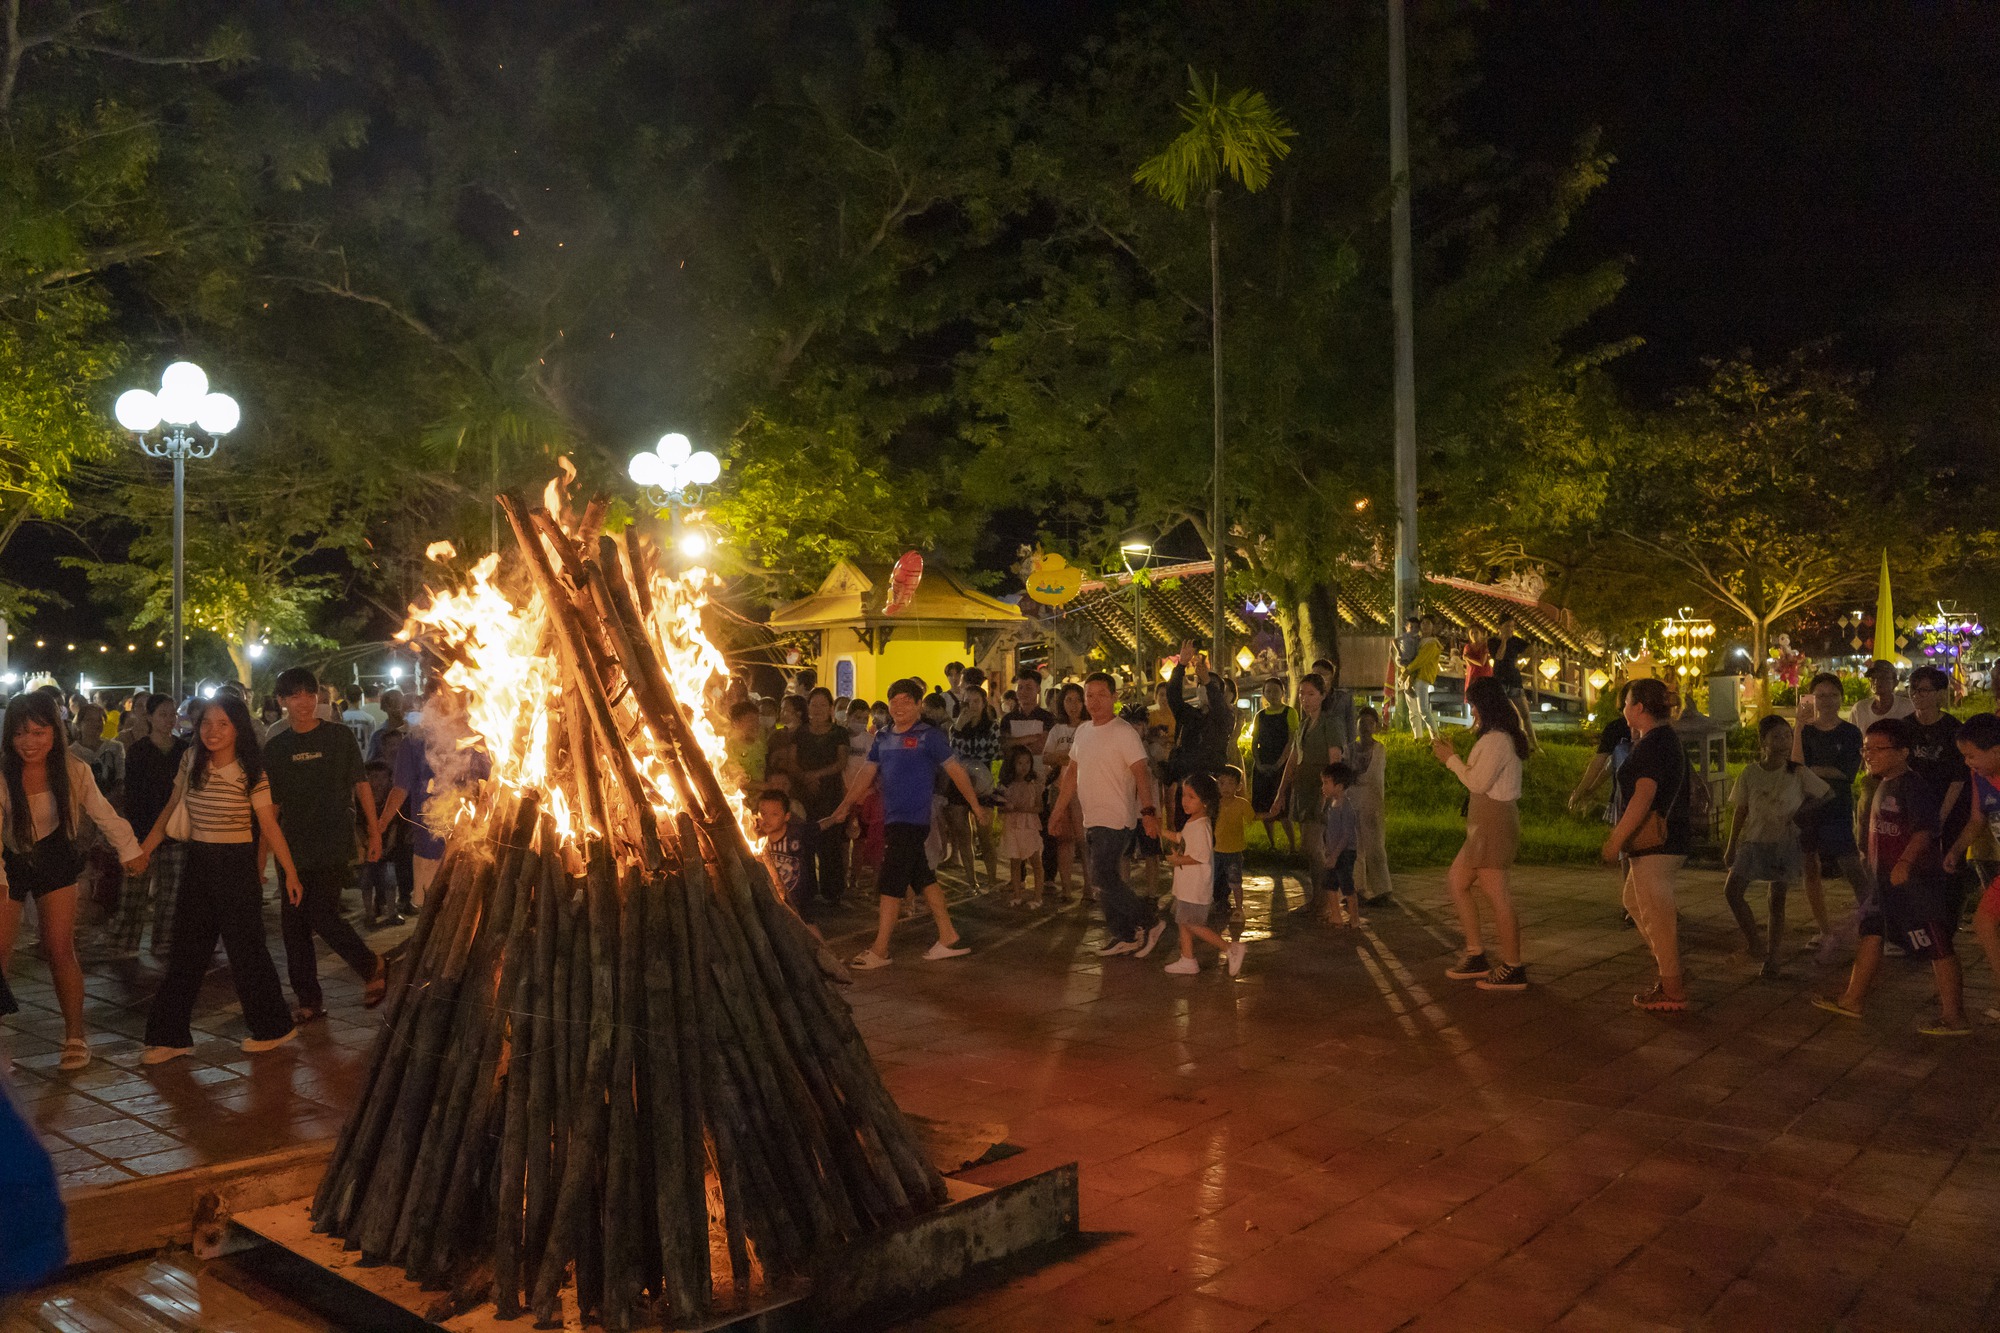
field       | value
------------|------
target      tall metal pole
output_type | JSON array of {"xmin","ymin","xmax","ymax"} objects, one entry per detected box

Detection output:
[
  {"xmin": 1388, "ymin": 0, "xmax": 1420, "ymax": 645},
  {"xmin": 1208, "ymin": 188, "xmax": 1227, "ymax": 669},
  {"xmin": 1133, "ymin": 577, "xmax": 1144, "ymax": 685},
  {"xmin": 172, "ymin": 453, "xmax": 186, "ymax": 703}
]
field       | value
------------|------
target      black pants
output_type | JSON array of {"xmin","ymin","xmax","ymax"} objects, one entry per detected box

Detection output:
[
  {"xmin": 813, "ymin": 822, "xmax": 847, "ymax": 907},
  {"xmin": 283, "ymin": 865, "xmax": 379, "ymax": 1010},
  {"xmin": 145, "ymin": 841, "xmax": 293, "ymax": 1047},
  {"xmin": 391, "ymin": 841, "xmax": 415, "ymax": 911}
]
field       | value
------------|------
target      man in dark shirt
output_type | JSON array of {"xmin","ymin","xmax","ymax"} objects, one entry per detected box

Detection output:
[
  {"xmin": 1906, "ymin": 666, "xmax": 1971, "ymax": 922},
  {"xmin": 786, "ymin": 687, "xmax": 851, "ymax": 908},
  {"xmin": 265, "ymin": 668, "xmax": 383, "ymax": 1022},
  {"xmin": 106, "ymin": 692, "xmax": 187, "ymax": 957},
  {"xmin": 756, "ymin": 790, "xmax": 821, "ymax": 933},
  {"xmin": 1816, "ymin": 717, "xmax": 1968, "ymax": 1034},
  {"xmin": 1794, "ymin": 671, "xmax": 1868, "ymax": 951}
]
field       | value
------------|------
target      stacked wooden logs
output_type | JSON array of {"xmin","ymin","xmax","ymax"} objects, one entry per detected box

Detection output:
[{"xmin": 310, "ymin": 493, "xmax": 948, "ymax": 1329}]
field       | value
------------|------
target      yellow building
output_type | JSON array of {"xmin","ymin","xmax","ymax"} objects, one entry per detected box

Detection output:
[{"xmin": 767, "ymin": 560, "xmax": 1027, "ymax": 701}]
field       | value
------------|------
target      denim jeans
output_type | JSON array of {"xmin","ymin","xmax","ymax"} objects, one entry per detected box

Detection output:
[{"xmin": 1087, "ymin": 825, "xmax": 1156, "ymax": 944}]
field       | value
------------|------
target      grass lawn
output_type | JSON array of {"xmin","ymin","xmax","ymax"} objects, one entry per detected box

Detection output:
[{"xmin": 1238, "ymin": 729, "xmax": 1608, "ymax": 868}]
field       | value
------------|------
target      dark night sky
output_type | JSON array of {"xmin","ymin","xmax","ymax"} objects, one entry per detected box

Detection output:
[
  {"xmin": 1465, "ymin": 0, "xmax": 2000, "ymax": 396},
  {"xmin": 14, "ymin": 2, "xmax": 1997, "ymax": 657}
]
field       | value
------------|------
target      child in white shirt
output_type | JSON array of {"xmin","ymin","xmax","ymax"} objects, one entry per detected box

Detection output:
[{"xmin": 1160, "ymin": 773, "xmax": 1247, "ymax": 977}]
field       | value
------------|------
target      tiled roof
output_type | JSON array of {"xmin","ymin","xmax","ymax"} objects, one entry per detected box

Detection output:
[{"xmin": 1055, "ymin": 562, "xmax": 1600, "ymax": 657}]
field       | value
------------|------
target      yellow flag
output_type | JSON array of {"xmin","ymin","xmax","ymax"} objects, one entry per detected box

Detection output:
[{"xmin": 1871, "ymin": 549, "xmax": 1902, "ymax": 665}]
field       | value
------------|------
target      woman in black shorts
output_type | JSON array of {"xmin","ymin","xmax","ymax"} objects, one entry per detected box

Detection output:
[
  {"xmin": 1249, "ymin": 677, "xmax": 1297, "ymax": 853},
  {"xmin": 0, "ymin": 694, "xmax": 148, "ymax": 1073}
]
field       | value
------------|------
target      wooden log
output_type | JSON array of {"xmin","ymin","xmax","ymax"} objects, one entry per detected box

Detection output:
[
  {"xmin": 351, "ymin": 849, "xmax": 498, "ymax": 1257},
  {"xmin": 641, "ymin": 869, "xmax": 700, "ymax": 1321},
  {"xmin": 393, "ymin": 797, "xmax": 539, "ymax": 1275},
  {"xmin": 501, "ymin": 492, "xmax": 661, "ymax": 860},
  {"xmin": 588, "ymin": 541, "xmax": 730, "ymax": 827},
  {"xmin": 523, "ymin": 843, "xmax": 562, "ymax": 1284},
  {"xmin": 490, "ymin": 834, "xmax": 548, "ymax": 1317},
  {"xmin": 700, "ymin": 850, "xmax": 888, "ymax": 1231},
  {"xmin": 319, "ymin": 842, "xmax": 487, "ymax": 1237},
  {"xmin": 603, "ymin": 865, "xmax": 646, "ymax": 1330},
  {"xmin": 529, "ymin": 505, "xmax": 624, "ymax": 691},
  {"xmin": 727, "ymin": 847, "xmax": 947, "ymax": 1209},
  {"xmin": 695, "ymin": 901, "xmax": 844, "ymax": 1254},
  {"xmin": 659, "ymin": 844, "xmax": 712, "ymax": 1309},
  {"xmin": 617, "ymin": 526, "xmax": 656, "ymax": 622},
  {"xmin": 529, "ymin": 845, "xmax": 620, "ymax": 1323},
  {"xmin": 312, "ymin": 838, "xmax": 466, "ymax": 1230}
]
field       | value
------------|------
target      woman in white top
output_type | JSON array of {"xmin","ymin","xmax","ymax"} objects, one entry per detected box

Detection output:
[
  {"xmin": 1431, "ymin": 676, "xmax": 1530, "ymax": 992},
  {"xmin": 1, "ymin": 694, "xmax": 149, "ymax": 1071},
  {"xmin": 136, "ymin": 695, "xmax": 305, "ymax": 1065}
]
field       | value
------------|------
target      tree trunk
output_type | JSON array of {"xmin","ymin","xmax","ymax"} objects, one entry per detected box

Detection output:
[
  {"xmin": 1272, "ymin": 598, "xmax": 1304, "ymax": 694},
  {"xmin": 1299, "ymin": 582, "xmax": 1342, "ymax": 686}
]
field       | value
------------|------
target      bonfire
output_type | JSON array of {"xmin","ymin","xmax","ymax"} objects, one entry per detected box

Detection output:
[{"xmin": 308, "ymin": 477, "xmax": 946, "ymax": 1329}]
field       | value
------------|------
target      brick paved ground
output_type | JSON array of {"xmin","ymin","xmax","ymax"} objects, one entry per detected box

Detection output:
[
  {"xmin": 7, "ymin": 859, "xmax": 2000, "ymax": 1331},
  {"xmin": 2, "ymin": 899, "xmax": 394, "ymax": 1191}
]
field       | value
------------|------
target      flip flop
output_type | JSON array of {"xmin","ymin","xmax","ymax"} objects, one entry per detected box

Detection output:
[
  {"xmin": 1633, "ymin": 986, "xmax": 1688, "ymax": 1014},
  {"xmin": 1811, "ymin": 996, "xmax": 1863, "ymax": 1020},
  {"xmin": 1918, "ymin": 1021, "xmax": 1973, "ymax": 1037},
  {"xmin": 58, "ymin": 1038, "xmax": 91, "ymax": 1072}
]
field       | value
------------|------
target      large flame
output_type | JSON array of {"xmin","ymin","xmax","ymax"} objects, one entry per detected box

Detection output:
[{"xmin": 398, "ymin": 522, "xmax": 752, "ymax": 854}]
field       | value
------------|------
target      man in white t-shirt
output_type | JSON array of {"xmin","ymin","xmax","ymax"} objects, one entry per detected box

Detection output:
[
  {"xmin": 1849, "ymin": 660, "xmax": 1915, "ymax": 732},
  {"xmin": 1050, "ymin": 672, "xmax": 1167, "ymax": 958}
]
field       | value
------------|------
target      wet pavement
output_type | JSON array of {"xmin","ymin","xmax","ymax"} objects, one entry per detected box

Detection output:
[{"xmin": 7, "ymin": 858, "xmax": 2000, "ymax": 1331}]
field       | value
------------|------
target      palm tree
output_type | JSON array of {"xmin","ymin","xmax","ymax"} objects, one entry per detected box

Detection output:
[{"xmin": 1134, "ymin": 69, "xmax": 1295, "ymax": 666}]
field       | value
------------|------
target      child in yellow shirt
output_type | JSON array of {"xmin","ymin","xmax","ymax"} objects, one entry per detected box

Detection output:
[{"xmin": 1212, "ymin": 766, "xmax": 1254, "ymax": 926}]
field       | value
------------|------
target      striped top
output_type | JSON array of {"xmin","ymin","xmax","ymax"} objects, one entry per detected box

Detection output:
[{"xmin": 180, "ymin": 759, "xmax": 272, "ymax": 844}]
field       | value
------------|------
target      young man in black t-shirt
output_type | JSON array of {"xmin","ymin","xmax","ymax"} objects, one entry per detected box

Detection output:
[
  {"xmin": 1906, "ymin": 666, "xmax": 1971, "ymax": 923},
  {"xmin": 1815, "ymin": 718, "xmax": 1968, "ymax": 1035},
  {"xmin": 1793, "ymin": 672, "xmax": 1868, "ymax": 953}
]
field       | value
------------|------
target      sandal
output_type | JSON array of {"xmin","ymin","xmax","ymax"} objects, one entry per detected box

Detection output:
[
  {"xmin": 293, "ymin": 1006, "xmax": 327, "ymax": 1026},
  {"xmin": 1633, "ymin": 985, "xmax": 1688, "ymax": 1014},
  {"xmin": 1811, "ymin": 995, "xmax": 1862, "ymax": 1020},
  {"xmin": 58, "ymin": 1037, "xmax": 91, "ymax": 1072},
  {"xmin": 363, "ymin": 956, "xmax": 388, "ymax": 1009}
]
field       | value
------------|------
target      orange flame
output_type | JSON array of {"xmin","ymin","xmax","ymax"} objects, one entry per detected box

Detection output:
[{"xmin": 401, "ymin": 519, "xmax": 752, "ymax": 853}]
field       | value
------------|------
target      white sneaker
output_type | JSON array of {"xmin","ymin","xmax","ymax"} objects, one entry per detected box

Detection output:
[
  {"xmin": 1096, "ymin": 938, "xmax": 1139, "ymax": 957},
  {"xmin": 850, "ymin": 950, "xmax": 893, "ymax": 970},
  {"xmin": 1135, "ymin": 920, "xmax": 1169, "ymax": 959},
  {"xmin": 1163, "ymin": 956, "xmax": 1200, "ymax": 975},
  {"xmin": 241, "ymin": 1029, "xmax": 297, "ymax": 1054},
  {"xmin": 923, "ymin": 941, "xmax": 971, "ymax": 961},
  {"xmin": 142, "ymin": 1045, "xmax": 193, "ymax": 1066},
  {"xmin": 1227, "ymin": 942, "xmax": 1247, "ymax": 977}
]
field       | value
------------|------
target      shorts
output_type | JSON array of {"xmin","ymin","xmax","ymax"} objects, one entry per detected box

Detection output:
[
  {"xmin": 3, "ymin": 830, "xmax": 85, "ymax": 903},
  {"xmin": 1858, "ymin": 877, "xmax": 1955, "ymax": 961},
  {"xmin": 877, "ymin": 822, "xmax": 935, "ymax": 901},
  {"xmin": 1732, "ymin": 840, "xmax": 1801, "ymax": 886},
  {"xmin": 1319, "ymin": 849, "xmax": 1357, "ymax": 898},
  {"xmin": 1173, "ymin": 898, "xmax": 1213, "ymax": 926},
  {"xmin": 1212, "ymin": 851, "xmax": 1243, "ymax": 909},
  {"xmin": 1980, "ymin": 873, "xmax": 2000, "ymax": 920}
]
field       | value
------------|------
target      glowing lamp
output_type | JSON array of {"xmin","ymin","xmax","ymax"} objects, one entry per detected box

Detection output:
[
  {"xmin": 677, "ymin": 529, "xmax": 709, "ymax": 558},
  {"xmin": 628, "ymin": 451, "xmax": 665, "ymax": 487},
  {"xmin": 1539, "ymin": 658, "xmax": 1561, "ymax": 682},
  {"xmin": 114, "ymin": 389, "xmax": 163, "ymax": 432},
  {"xmin": 1235, "ymin": 646, "xmax": 1255, "ymax": 672},
  {"xmin": 195, "ymin": 392, "xmax": 240, "ymax": 435},
  {"xmin": 1588, "ymin": 668, "xmax": 1611, "ymax": 691}
]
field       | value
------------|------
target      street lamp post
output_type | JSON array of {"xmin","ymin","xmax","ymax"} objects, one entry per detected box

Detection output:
[
  {"xmin": 628, "ymin": 432, "xmax": 721, "ymax": 559},
  {"xmin": 114, "ymin": 362, "xmax": 238, "ymax": 703},
  {"xmin": 1120, "ymin": 536, "xmax": 1153, "ymax": 688}
]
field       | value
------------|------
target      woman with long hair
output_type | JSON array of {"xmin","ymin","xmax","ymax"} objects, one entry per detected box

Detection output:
[
  {"xmin": 135, "ymin": 695, "xmax": 304, "ymax": 1064},
  {"xmin": 1042, "ymin": 683, "xmax": 1088, "ymax": 903},
  {"xmin": 1432, "ymin": 676, "xmax": 1529, "ymax": 991},
  {"xmin": 943, "ymin": 685, "xmax": 1000, "ymax": 891},
  {"xmin": 0, "ymin": 694, "xmax": 149, "ymax": 1072},
  {"xmin": 1266, "ymin": 673, "xmax": 1348, "ymax": 914},
  {"xmin": 1603, "ymin": 677, "xmax": 1695, "ymax": 1011}
]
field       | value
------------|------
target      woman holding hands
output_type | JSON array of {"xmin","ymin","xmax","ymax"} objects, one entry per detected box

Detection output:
[{"xmin": 1432, "ymin": 677, "xmax": 1529, "ymax": 991}]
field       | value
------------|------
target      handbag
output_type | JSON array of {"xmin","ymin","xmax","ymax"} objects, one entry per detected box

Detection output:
[
  {"xmin": 164, "ymin": 756, "xmax": 192, "ymax": 843},
  {"xmin": 1628, "ymin": 747, "xmax": 1686, "ymax": 854}
]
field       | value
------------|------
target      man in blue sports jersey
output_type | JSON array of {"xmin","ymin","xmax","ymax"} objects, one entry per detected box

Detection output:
[{"xmin": 824, "ymin": 677, "xmax": 988, "ymax": 971}]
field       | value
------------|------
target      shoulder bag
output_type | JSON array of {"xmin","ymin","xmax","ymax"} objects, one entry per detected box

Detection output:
[
  {"xmin": 1627, "ymin": 740, "xmax": 1686, "ymax": 854},
  {"xmin": 164, "ymin": 755, "xmax": 193, "ymax": 843}
]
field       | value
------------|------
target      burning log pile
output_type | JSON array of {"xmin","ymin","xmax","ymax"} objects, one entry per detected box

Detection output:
[{"xmin": 308, "ymin": 487, "xmax": 948, "ymax": 1329}]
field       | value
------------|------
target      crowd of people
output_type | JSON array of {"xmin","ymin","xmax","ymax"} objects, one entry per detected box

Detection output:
[
  {"xmin": 5, "ymin": 631, "xmax": 1997, "ymax": 1084},
  {"xmin": 0, "ymin": 670, "xmax": 478, "ymax": 1073}
]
